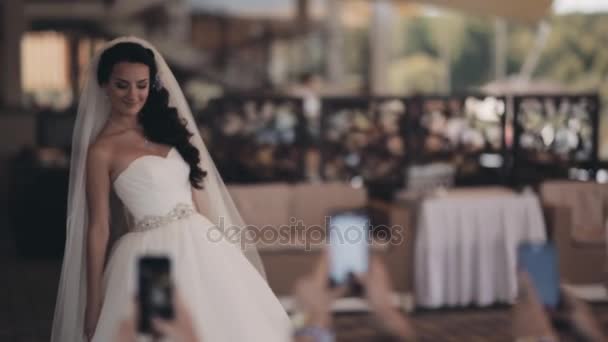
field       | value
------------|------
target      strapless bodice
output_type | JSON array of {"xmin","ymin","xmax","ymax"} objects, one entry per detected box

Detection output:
[{"xmin": 112, "ymin": 148, "xmax": 194, "ymax": 222}]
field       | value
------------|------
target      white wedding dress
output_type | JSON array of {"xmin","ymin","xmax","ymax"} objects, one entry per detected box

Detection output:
[{"xmin": 91, "ymin": 147, "xmax": 291, "ymax": 341}]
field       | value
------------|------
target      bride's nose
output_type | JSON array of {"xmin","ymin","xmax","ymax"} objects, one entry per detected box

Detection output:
[{"xmin": 126, "ymin": 87, "xmax": 138, "ymax": 100}]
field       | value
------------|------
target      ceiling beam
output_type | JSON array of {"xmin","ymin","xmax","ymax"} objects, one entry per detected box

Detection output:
[{"xmin": 403, "ymin": 0, "xmax": 553, "ymax": 23}]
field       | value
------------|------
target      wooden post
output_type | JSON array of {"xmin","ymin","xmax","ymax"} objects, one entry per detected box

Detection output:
[
  {"xmin": 67, "ymin": 32, "xmax": 80, "ymax": 102},
  {"xmin": 0, "ymin": 0, "xmax": 25, "ymax": 108},
  {"xmin": 325, "ymin": 0, "xmax": 344, "ymax": 86},
  {"xmin": 296, "ymin": 0, "xmax": 309, "ymax": 32},
  {"xmin": 494, "ymin": 18, "xmax": 507, "ymax": 81},
  {"xmin": 368, "ymin": 0, "xmax": 393, "ymax": 95},
  {"xmin": 168, "ymin": 0, "xmax": 191, "ymax": 42}
]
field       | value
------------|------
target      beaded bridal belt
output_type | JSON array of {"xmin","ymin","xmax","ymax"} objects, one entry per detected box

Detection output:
[{"xmin": 133, "ymin": 203, "xmax": 196, "ymax": 232}]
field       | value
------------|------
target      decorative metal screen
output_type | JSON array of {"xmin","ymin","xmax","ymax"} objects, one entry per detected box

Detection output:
[
  {"xmin": 510, "ymin": 94, "xmax": 600, "ymax": 185},
  {"xmin": 196, "ymin": 96, "xmax": 307, "ymax": 183},
  {"xmin": 194, "ymin": 93, "xmax": 599, "ymax": 186},
  {"xmin": 513, "ymin": 94, "xmax": 599, "ymax": 164},
  {"xmin": 320, "ymin": 97, "xmax": 407, "ymax": 185},
  {"xmin": 405, "ymin": 95, "xmax": 507, "ymax": 184}
]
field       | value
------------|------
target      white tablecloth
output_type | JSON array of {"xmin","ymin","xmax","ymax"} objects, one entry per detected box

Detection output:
[{"xmin": 414, "ymin": 188, "xmax": 547, "ymax": 308}]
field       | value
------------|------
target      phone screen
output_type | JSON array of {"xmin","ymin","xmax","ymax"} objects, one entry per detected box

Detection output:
[
  {"xmin": 328, "ymin": 209, "xmax": 370, "ymax": 287},
  {"xmin": 517, "ymin": 243, "xmax": 560, "ymax": 308},
  {"xmin": 138, "ymin": 255, "xmax": 174, "ymax": 334}
]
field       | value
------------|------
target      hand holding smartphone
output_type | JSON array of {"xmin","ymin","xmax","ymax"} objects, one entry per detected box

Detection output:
[
  {"xmin": 517, "ymin": 243, "xmax": 560, "ymax": 309},
  {"xmin": 138, "ymin": 255, "xmax": 174, "ymax": 335},
  {"xmin": 328, "ymin": 209, "xmax": 370, "ymax": 295}
]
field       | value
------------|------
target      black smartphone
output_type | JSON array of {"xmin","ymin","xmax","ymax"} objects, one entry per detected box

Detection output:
[
  {"xmin": 328, "ymin": 208, "xmax": 370, "ymax": 294},
  {"xmin": 138, "ymin": 255, "xmax": 174, "ymax": 334},
  {"xmin": 517, "ymin": 243, "xmax": 560, "ymax": 309}
]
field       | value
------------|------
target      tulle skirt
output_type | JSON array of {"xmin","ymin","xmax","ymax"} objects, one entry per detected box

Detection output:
[{"xmin": 92, "ymin": 213, "xmax": 291, "ymax": 342}]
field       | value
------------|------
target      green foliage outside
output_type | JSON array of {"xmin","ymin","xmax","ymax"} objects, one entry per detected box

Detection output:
[{"xmin": 343, "ymin": 12, "xmax": 608, "ymax": 158}]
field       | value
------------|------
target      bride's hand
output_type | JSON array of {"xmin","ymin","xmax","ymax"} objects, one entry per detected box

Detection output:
[{"xmin": 84, "ymin": 301, "xmax": 102, "ymax": 341}]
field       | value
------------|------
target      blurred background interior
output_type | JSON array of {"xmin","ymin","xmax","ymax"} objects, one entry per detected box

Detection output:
[{"xmin": 2, "ymin": 0, "xmax": 608, "ymax": 340}]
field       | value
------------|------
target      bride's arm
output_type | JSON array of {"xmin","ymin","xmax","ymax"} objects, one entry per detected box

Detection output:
[
  {"xmin": 84, "ymin": 144, "xmax": 112, "ymax": 339},
  {"xmin": 191, "ymin": 187, "xmax": 210, "ymax": 217}
]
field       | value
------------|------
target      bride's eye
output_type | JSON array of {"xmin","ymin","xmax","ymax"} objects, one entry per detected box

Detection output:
[{"xmin": 137, "ymin": 84, "xmax": 148, "ymax": 90}]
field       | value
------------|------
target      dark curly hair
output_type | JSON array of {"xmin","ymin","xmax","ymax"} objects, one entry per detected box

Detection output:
[{"xmin": 96, "ymin": 41, "xmax": 206, "ymax": 189}]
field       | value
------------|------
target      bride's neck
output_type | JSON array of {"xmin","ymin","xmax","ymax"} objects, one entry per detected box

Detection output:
[{"xmin": 107, "ymin": 111, "xmax": 139, "ymax": 130}]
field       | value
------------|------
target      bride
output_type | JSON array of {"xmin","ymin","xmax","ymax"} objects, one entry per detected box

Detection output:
[{"xmin": 51, "ymin": 36, "xmax": 291, "ymax": 341}]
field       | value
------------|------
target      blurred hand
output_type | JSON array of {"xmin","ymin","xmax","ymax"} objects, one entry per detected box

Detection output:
[
  {"xmin": 293, "ymin": 250, "xmax": 346, "ymax": 329},
  {"xmin": 151, "ymin": 292, "xmax": 199, "ymax": 342},
  {"xmin": 560, "ymin": 286, "xmax": 606, "ymax": 342},
  {"xmin": 512, "ymin": 271, "xmax": 557, "ymax": 341},
  {"xmin": 356, "ymin": 255, "xmax": 416, "ymax": 341},
  {"xmin": 115, "ymin": 291, "xmax": 200, "ymax": 342}
]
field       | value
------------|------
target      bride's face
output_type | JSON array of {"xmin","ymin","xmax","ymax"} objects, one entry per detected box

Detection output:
[{"xmin": 105, "ymin": 62, "xmax": 150, "ymax": 117}]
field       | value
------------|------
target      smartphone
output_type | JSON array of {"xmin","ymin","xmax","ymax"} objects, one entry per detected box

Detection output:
[
  {"xmin": 517, "ymin": 243, "xmax": 560, "ymax": 308},
  {"xmin": 138, "ymin": 255, "xmax": 174, "ymax": 334},
  {"xmin": 328, "ymin": 209, "xmax": 370, "ymax": 292}
]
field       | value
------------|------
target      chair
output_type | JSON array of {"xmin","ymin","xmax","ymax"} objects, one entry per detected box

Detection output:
[{"xmin": 540, "ymin": 181, "xmax": 607, "ymax": 284}]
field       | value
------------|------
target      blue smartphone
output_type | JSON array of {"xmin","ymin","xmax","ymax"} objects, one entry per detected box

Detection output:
[
  {"xmin": 517, "ymin": 243, "xmax": 560, "ymax": 308},
  {"xmin": 328, "ymin": 209, "xmax": 370, "ymax": 289}
]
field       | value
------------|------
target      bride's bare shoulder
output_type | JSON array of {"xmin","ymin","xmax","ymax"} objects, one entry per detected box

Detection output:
[{"xmin": 88, "ymin": 134, "xmax": 115, "ymax": 164}]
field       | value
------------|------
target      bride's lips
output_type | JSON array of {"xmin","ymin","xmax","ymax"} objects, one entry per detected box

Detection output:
[{"xmin": 123, "ymin": 100, "xmax": 139, "ymax": 108}]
